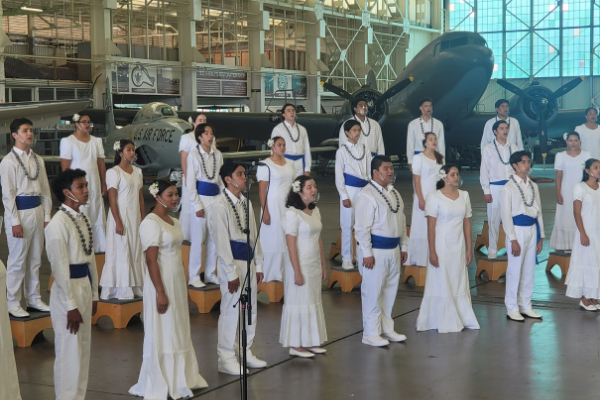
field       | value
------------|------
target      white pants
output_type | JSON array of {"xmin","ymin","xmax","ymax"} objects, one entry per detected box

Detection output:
[
  {"xmin": 217, "ymin": 259, "xmax": 258, "ymax": 364},
  {"xmin": 358, "ymin": 247, "xmax": 401, "ymax": 337},
  {"xmin": 189, "ymin": 212, "xmax": 217, "ymax": 283},
  {"xmin": 180, "ymin": 184, "xmax": 192, "ymax": 241},
  {"xmin": 50, "ymin": 278, "xmax": 92, "ymax": 400},
  {"xmin": 340, "ymin": 186, "xmax": 362, "ymax": 263},
  {"xmin": 505, "ymin": 225, "xmax": 537, "ymax": 312},
  {"xmin": 5, "ymin": 206, "xmax": 44, "ymax": 309},
  {"xmin": 487, "ymin": 184, "xmax": 504, "ymax": 253}
]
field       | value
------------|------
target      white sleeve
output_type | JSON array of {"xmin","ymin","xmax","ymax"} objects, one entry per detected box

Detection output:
[
  {"xmin": 39, "ymin": 159, "xmax": 52, "ymax": 222},
  {"xmin": 60, "ymin": 137, "xmax": 72, "ymax": 160},
  {"xmin": 406, "ymin": 122, "xmax": 415, "ymax": 163},
  {"xmin": 412, "ymin": 154, "xmax": 423, "ymax": 176},
  {"xmin": 283, "ymin": 209, "xmax": 300, "ymax": 236},
  {"xmin": 256, "ymin": 164, "xmax": 269, "ymax": 182},
  {"xmin": 481, "ymin": 120, "xmax": 493, "ymax": 151},
  {"xmin": 399, "ymin": 195, "xmax": 409, "ymax": 252},
  {"xmin": 0, "ymin": 160, "xmax": 20, "ymax": 226},
  {"xmin": 464, "ymin": 191, "xmax": 473, "ymax": 218},
  {"xmin": 354, "ymin": 192, "xmax": 375, "ymax": 257},
  {"xmin": 554, "ymin": 152, "xmax": 564, "ymax": 171},
  {"xmin": 45, "ymin": 221, "xmax": 78, "ymax": 310},
  {"xmin": 534, "ymin": 183, "xmax": 545, "ymax": 239},
  {"xmin": 139, "ymin": 218, "xmax": 161, "ymax": 250},
  {"xmin": 95, "ymin": 137, "xmax": 105, "ymax": 159},
  {"xmin": 500, "ymin": 186, "xmax": 517, "ymax": 241},
  {"xmin": 335, "ymin": 149, "xmax": 348, "ymax": 201},
  {"xmin": 303, "ymin": 128, "xmax": 311, "ymax": 172},
  {"xmin": 573, "ymin": 183, "xmax": 584, "ymax": 201},
  {"xmin": 376, "ymin": 124, "xmax": 385, "ymax": 155},
  {"xmin": 187, "ymin": 155, "xmax": 204, "ymax": 212},
  {"xmin": 480, "ymin": 147, "xmax": 492, "ymax": 195},
  {"xmin": 106, "ymin": 168, "xmax": 119, "ymax": 190},
  {"xmin": 179, "ymin": 134, "xmax": 191, "ymax": 153},
  {"xmin": 339, "ymin": 121, "xmax": 348, "ymax": 147},
  {"xmin": 249, "ymin": 202, "xmax": 263, "ymax": 272},
  {"xmin": 424, "ymin": 192, "xmax": 439, "ymax": 218},
  {"xmin": 514, "ymin": 120, "xmax": 524, "ymax": 151},
  {"xmin": 209, "ymin": 202, "xmax": 238, "ymax": 281}
]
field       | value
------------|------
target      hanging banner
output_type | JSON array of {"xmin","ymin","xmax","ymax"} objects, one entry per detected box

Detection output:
[
  {"xmin": 196, "ymin": 70, "xmax": 248, "ymax": 97},
  {"xmin": 264, "ymin": 73, "xmax": 307, "ymax": 98}
]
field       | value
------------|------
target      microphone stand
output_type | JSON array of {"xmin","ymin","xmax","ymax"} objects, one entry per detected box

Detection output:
[{"xmin": 240, "ymin": 163, "xmax": 253, "ymax": 400}]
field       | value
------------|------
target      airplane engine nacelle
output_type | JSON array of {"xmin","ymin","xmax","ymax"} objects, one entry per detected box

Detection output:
[
  {"xmin": 510, "ymin": 85, "xmax": 558, "ymax": 137},
  {"xmin": 341, "ymin": 87, "xmax": 389, "ymax": 126}
]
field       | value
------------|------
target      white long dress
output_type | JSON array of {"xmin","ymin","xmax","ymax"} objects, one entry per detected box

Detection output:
[
  {"xmin": 280, "ymin": 207, "xmax": 327, "ymax": 347},
  {"xmin": 179, "ymin": 131, "xmax": 196, "ymax": 241},
  {"xmin": 565, "ymin": 182, "xmax": 600, "ymax": 299},
  {"xmin": 60, "ymin": 135, "xmax": 106, "ymax": 253},
  {"xmin": 416, "ymin": 190, "xmax": 480, "ymax": 333},
  {"xmin": 408, "ymin": 153, "xmax": 441, "ymax": 266},
  {"xmin": 549, "ymin": 150, "xmax": 590, "ymax": 251},
  {"xmin": 100, "ymin": 165, "xmax": 145, "ymax": 300},
  {"xmin": 0, "ymin": 260, "xmax": 22, "ymax": 400},
  {"xmin": 575, "ymin": 124, "xmax": 600, "ymax": 159},
  {"xmin": 257, "ymin": 158, "xmax": 296, "ymax": 282},
  {"xmin": 130, "ymin": 214, "xmax": 208, "ymax": 399}
]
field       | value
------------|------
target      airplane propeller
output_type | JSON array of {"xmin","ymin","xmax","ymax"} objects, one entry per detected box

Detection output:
[{"xmin": 495, "ymin": 76, "xmax": 584, "ymax": 159}]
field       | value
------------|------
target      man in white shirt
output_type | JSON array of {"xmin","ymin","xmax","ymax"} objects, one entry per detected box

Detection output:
[
  {"xmin": 180, "ymin": 113, "xmax": 207, "ymax": 240},
  {"xmin": 271, "ymin": 104, "xmax": 311, "ymax": 177},
  {"xmin": 480, "ymin": 120, "xmax": 516, "ymax": 259},
  {"xmin": 338, "ymin": 99, "xmax": 385, "ymax": 157},
  {"xmin": 0, "ymin": 118, "xmax": 52, "ymax": 318},
  {"xmin": 500, "ymin": 151, "xmax": 545, "ymax": 322},
  {"xmin": 45, "ymin": 168, "xmax": 99, "ymax": 400},
  {"xmin": 354, "ymin": 155, "xmax": 409, "ymax": 347},
  {"xmin": 481, "ymin": 99, "xmax": 524, "ymax": 151},
  {"xmin": 209, "ymin": 162, "xmax": 267, "ymax": 375},
  {"xmin": 406, "ymin": 98, "xmax": 445, "ymax": 169},
  {"xmin": 335, "ymin": 120, "xmax": 372, "ymax": 270}
]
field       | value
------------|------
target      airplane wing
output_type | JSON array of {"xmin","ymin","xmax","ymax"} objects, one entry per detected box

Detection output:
[
  {"xmin": 0, "ymin": 99, "xmax": 91, "ymax": 134},
  {"xmin": 222, "ymin": 145, "xmax": 337, "ymax": 160}
]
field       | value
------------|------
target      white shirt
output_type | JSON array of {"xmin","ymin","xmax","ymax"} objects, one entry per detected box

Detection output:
[
  {"xmin": 209, "ymin": 189, "xmax": 264, "ymax": 281},
  {"xmin": 480, "ymin": 139, "xmax": 516, "ymax": 195},
  {"xmin": 354, "ymin": 181, "xmax": 409, "ymax": 258},
  {"xmin": 500, "ymin": 175, "xmax": 545, "ymax": 242},
  {"xmin": 406, "ymin": 117, "xmax": 445, "ymax": 164},
  {"xmin": 178, "ymin": 131, "xmax": 196, "ymax": 153},
  {"xmin": 45, "ymin": 204, "xmax": 99, "ymax": 310},
  {"xmin": 335, "ymin": 142, "xmax": 372, "ymax": 201},
  {"xmin": 0, "ymin": 147, "xmax": 52, "ymax": 227},
  {"xmin": 575, "ymin": 124, "xmax": 600, "ymax": 159},
  {"xmin": 271, "ymin": 121, "xmax": 312, "ymax": 173},
  {"xmin": 481, "ymin": 117, "xmax": 523, "ymax": 151},
  {"xmin": 338, "ymin": 116, "xmax": 385, "ymax": 156},
  {"xmin": 186, "ymin": 145, "xmax": 224, "ymax": 212}
]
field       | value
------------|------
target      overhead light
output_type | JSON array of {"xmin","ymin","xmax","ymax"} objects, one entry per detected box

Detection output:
[
  {"xmin": 21, "ymin": 6, "xmax": 43, "ymax": 12},
  {"xmin": 155, "ymin": 22, "xmax": 172, "ymax": 28}
]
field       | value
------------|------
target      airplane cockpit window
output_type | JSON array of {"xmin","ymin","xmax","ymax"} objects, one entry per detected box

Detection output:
[
  {"xmin": 434, "ymin": 35, "xmax": 485, "ymax": 57},
  {"xmin": 450, "ymin": 37, "xmax": 469, "ymax": 48},
  {"xmin": 132, "ymin": 102, "xmax": 177, "ymax": 124}
]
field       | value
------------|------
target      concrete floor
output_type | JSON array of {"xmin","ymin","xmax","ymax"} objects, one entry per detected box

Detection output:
[{"xmin": 7, "ymin": 166, "xmax": 600, "ymax": 400}]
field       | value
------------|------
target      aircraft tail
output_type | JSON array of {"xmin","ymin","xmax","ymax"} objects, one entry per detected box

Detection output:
[{"xmin": 104, "ymin": 74, "xmax": 117, "ymax": 135}]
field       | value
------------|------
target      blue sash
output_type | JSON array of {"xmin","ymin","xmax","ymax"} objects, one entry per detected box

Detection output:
[
  {"xmin": 70, "ymin": 263, "xmax": 91, "ymax": 283},
  {"xmin": 371, "ymin": 234, "xmax": 400, "ymax": 249},
  {"xmin": 196, "ymin": 181, "xmax": 220, "ymax": 196},
  {"xmin": 413, "ymin": 151, "xmax": 421, "ymax": 155},
  {"xmin": 512, "ymin": 214, "xmax": 541, "ymax": 264},
  {"xmin": 344, "ymin": 173, "xmax": 369, "ymax": 188},
  {"xmin": 371, "ymin": 152, "xmax": 377, "ymax": 158},
  {"xmin": 490, "ymin": 180, "xmax": 508, "ymax": 186},
  {"xmin": 15, "ymin": 196, "xmax": 41, "ymax": 210},
  {"xmin": 230, "ymin": 241, "xmax": 254, "ymax": 261},
  {"xmin": 284, "ymin": 154, "xmax": 305, "ymax": 171}
]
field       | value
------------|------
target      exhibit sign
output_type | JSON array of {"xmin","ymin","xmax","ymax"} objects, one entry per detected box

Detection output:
[{"xmin": 196, "ymin": 70, "xmax": 249, "ymax": 97}]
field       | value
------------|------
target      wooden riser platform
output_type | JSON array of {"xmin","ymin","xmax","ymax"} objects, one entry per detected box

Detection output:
[
  {"xmin": 91, "ymin": 298, "xmax": 143, "ymax": 328},
  {"xmin": 189, "ymin": 283, "xmax": 221, "ymax": 313},
  {"xmin": 475, "ymin": 221, "xmax": 506, "ymax": 253},
  {"xmin": 10, "ymin": 312, "xmax": 52, "ymax": 347},
  {"xmin": 257, "ymin": 281, "xmax": 284, "ymax": 302}
]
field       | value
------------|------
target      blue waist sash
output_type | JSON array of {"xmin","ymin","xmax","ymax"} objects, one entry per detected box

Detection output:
[
  {"xmin": 344, "ymin": 173, "xmax": 369, "ymax": 188},
  {"xmin": 284, "ymin": 154, "xmax": 306, "ymax": 171},
  {"xmin": 230, "ymin": 241, "xmax": 254, "ymax": 261},
  {"xmin": 490, "ymin": 180, "xmax": 509, "ymax": 186},
  {"xmin": 15, "ymin": 196, "xmax": 41, "ymax": 210},
  {"xmin": 70, "ymin": 263, "xmax": 91, "ymax": 283},
  {"xmin": 512, "ymin": 214, "xmax": 541, "ymax": 264},
  {"xmin": 371, "ymin": 234, "xmax": 400, "ymax": 249},
  {"xmin": 413, "ymin": 151, "xmax": 421, "ymax": 155},
  {"xmin": 196, "ymin": 181, "xmax": 220, "ymax": 196},
  {"xmin": 371, "ymin": 152, "xmax": 377, "ymax": 157}
]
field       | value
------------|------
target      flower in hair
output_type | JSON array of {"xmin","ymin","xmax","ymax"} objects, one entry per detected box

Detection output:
[
  {"xmin": 563, "ymin": 132, "xmax": 569, "ymax": 141},
  {"xmin": 267, "ymin": 139, "xmax": 275, "ymax": 148},
  {"xmin": 149, "ymin": 182, "xmax": 160, "ymax": 197},
  {"xmin": 113, "ymin": 141, "xmax": 121, "ymax": 151},
  {"xmin": 292, "ymin": 180, "xmax": 302, "ymax": 193},
  {"xmin": 169, "ymin": 170, "xmax": 183, "ymax": 188},
  {"xmin": 188, "ymin": 116, "xmax": 193, "ymax": 124},
  {"xmin": 438, "ymin": 169, "xmax": 447, "ymax": 179},
  {"xmin": 72, "ymin": 113, "xmax": 81, "ymax": 122}
]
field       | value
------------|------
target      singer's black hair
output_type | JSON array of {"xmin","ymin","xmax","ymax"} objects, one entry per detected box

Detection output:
[
  {"xmin": 492, "ymin": 120, "xmax": 509, "ymax": 133},
  {"xmin": 219, "ymin": 162, "xmax": 245, "ymax": 190},
  {"xmin": 371, "ymin": 155, "xmax": 392, "ymax": 178},
  {"xmin": 582, "ymin": 158, "xmax": 600, "ymax": 181},
  {"xmin": 286, "ymin": 176, "xmax": 316, "ymax": 210},
  {"xmin": 52, "ymin": 168, "xmax": 87, "ymax": 202},
  {"xmin": 509, "ymin": 150, "xmax": 531, "ymax": 171}
]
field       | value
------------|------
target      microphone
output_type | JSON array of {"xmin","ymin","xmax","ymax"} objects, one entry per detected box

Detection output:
[{"xmin": 258, "ymin": 161, "xmax": 267, "ymax": 166}]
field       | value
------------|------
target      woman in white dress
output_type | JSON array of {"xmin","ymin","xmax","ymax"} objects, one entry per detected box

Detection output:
[
  {"xmin": 565, "ymin": 158, "xmax": 600, "ymax": 312},
  {"xmin": 409, "ymin": 132, "xmax": 443, "ymax": 267},
  {"xmin": 0, "ymin": 258, "xmax": 22, "ymax": 400},
  {"xmin": 186, "ymin": 123, "xmax": 223, "ymax": 287},
  {"xmin": 258, "ymin": 136, "xmax": 296, "ymax": 282},
  {"xmin": 281, "ymin": 176, "xmax": 328, "ymax": 357},
  {"xmin": 180, "ymin": 113, "xmax": 207, "ymax": 241},
  {"xmin": 416, "ymin": 164, "xmax": 480, "ymax": 333},
  {"xmin": 100, "ymin": 139, "xmax": 145, "ymax": 300},
  {"xmin": 550, "ymin": 132, "xmax": 590, "ymax": 251},
  {"xmin": 60, "ymin": 112, "xmax": 107, "ymax": 253},
  {"xmin": 575, "ymin": 107, "xmax": 600, "ymax": 159},
  {"xmin": 130, "ymin": 180, "xmax": 208, "ymax": 399}
]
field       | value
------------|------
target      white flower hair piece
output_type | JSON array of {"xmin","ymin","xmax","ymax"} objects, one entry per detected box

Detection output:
[
  {"xmin": 292, "ymin": 180, "xmax": 302, "ymax": 193},
  {"xmin": 438, "ymin": 169, "xmax": 447, "ymax": 179},
  {"xmin": 149, "ymin": 182, "xmax": 160, "ymax": 197},
  {"xmin": 267, "ymin": 139, "xmax": 275, "ymax": 148},
  {"xmin": 169, "ymin": 169, "xmax": 183, "ymax": 188},
  {"xmin": 72, "ymin": 113, "xmax": 81, "ymax": 122},
  {"xmin": 188, "ymin": 116, "xmax": 193, "ymax": 124},
  {"xmin": 563, "ymin": 132, "xmax": 569, "ymax": 141},
  {"xmin": 419, "ymin": 133, "xmax": 426, "ymax": 142},
  {"xmin": 113, "ymin": 141, "xmax": 121, "ymax": 152}
]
